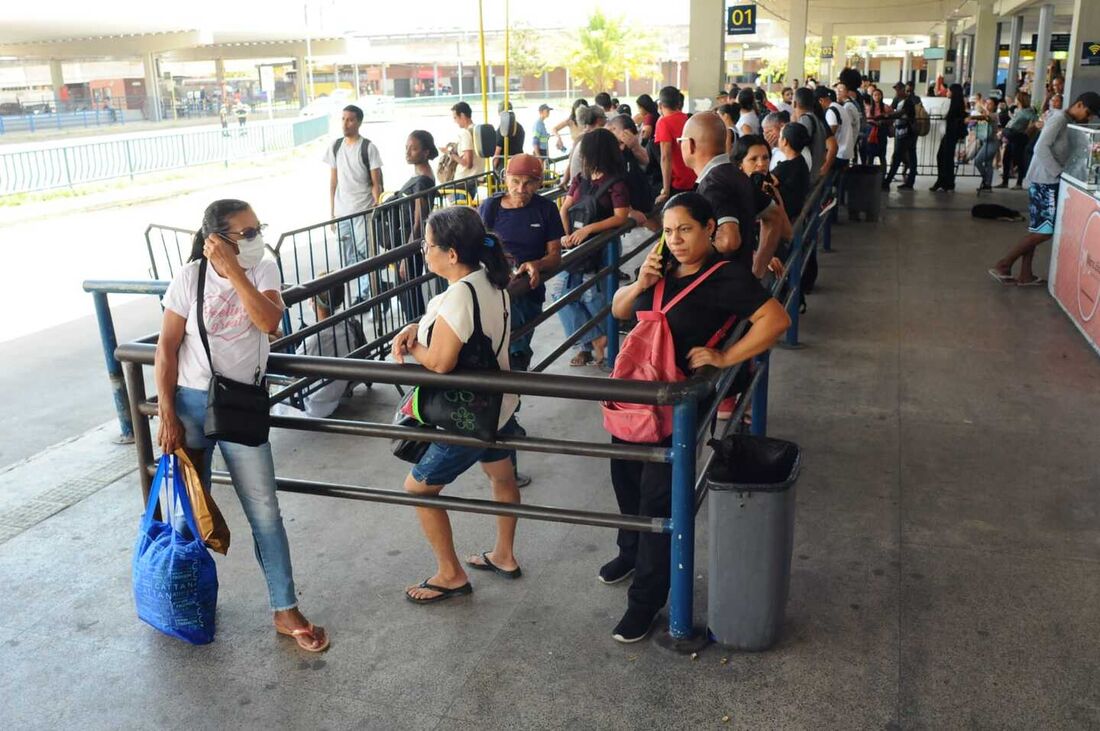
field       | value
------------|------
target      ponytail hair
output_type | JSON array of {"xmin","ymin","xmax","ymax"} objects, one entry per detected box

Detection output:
[
  {"xmin": 188, "ymin": 198, "xmax": 252, "ymax": 262},
  {"xmin": 425, "ymin": 206, "xmax": 511, "ymax": 289}
]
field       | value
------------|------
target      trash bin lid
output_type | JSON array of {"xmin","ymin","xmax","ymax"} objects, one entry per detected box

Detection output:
[{"xmin": 706, "ymin": 435, "xmax": 801, "ymax": 492}]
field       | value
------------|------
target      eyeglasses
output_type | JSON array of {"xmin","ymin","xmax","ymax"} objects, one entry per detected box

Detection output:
[
  {"xmin": 421, "ymin": 240, "xmax": 440, "ymax": 255},
  {"xmin": 219, "ymin": 223, "xmax": 268, "ymax": 240}
]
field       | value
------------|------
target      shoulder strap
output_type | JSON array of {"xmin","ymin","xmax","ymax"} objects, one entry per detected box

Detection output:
[
  {"xmin": 591, "ymin": 174, "xmax": 622, "ymax": 201},
  {"xmin": 460, "ymin": 280, "xmax": 508, "ymax": 358},
  {"xmin": 332, "ymin": 138, "xmax": 342, "ymax": 158},
  {"xmin": 483, "ymin": 194, "xmax": 504, "ymax": 230},
  {"xmin": 659, "ymin": 260, "xmax": 729, "ymax": 314},
  {"xmin": 196, "ymin": 259, "xmax": 215, "ymax": 373},
  {"xmin": 360, "ymin": 138, "xmax": 372, "ymax": 174}
]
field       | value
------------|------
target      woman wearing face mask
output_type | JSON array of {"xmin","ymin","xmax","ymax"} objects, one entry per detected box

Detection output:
[{"xmin": 155, "ymin": 199, "xmax": 330, "ymax": 653}]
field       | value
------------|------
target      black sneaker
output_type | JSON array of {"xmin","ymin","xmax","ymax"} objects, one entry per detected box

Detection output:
[
  {"xmin": 897, "ymin": 183, "xmax": 914, "ymax": 190},
  {"xmin": 515, "ymin": 472, "xmax": 532, "ymax": 488},
  {"xmin": 612, "ymin": 607, "xmax": 658, "ymax": 644},
  {"xmin": 598, "ymin": 556, "xmax": 636, "ymax": 585}
]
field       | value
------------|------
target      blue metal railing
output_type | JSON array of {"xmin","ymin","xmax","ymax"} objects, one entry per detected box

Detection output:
[{"xmin": 0, "ymin": 115, "xmax": 329, "ymax": 195}]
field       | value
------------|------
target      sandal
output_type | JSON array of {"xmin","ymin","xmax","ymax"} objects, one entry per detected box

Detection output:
[
  {"xmin": 1016, "ymin": 277, "xmax": 1047, "ymax": 287},
  {"xmin": 275, "ymin": 622, "xmax": 330, "ymax": 653},
  {"xmin": 570, "ymin": 351, "xmax": 594, "ymax": 367},
  {"xmin": 405, "ymin": 579, "xmax": 473, "ymax": 604},
  {"xmin": 987, "ymin": 268, "xmax": 1014, "ymax": 284},
  {"xmin": 466, "ymin": 551, "xmax": 522, "ymax": 579}
]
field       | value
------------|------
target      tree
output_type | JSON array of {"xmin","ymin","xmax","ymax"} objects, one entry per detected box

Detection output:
[
  {"xmin": 510, "ymin": 25, "xmax": 552, "ymax": 80},
  {"xmin": 565, "ymin": 10, "xmax": 659, "ymax": 93}
]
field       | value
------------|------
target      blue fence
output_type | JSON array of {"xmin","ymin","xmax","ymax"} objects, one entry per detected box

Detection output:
[{"xmin": 0, "ymin": 114, "xmax": 330, "ymax": 195}]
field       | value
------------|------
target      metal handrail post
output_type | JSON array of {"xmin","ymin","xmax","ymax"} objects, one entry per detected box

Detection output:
[
  {"xmin": 92, "ymin": 291, "xmax": 135, "ymax": 442},
  {"xmin": 785, "ymin": 237, "xmax": 804, "ymax": 348},
  {"xmin": 667, "ymin": 397, "xmax": 699, "ymax": 640},
  {"xmin": 122, "ymin": 361, "xmax": 156, "ymax": 502},
  {"xmin": 603, "ymin": 235, "xmax": 622, "ymax": 369},
  {"xmin": 750, "ymin": 352, "xmax": 770, "ymax": 437}
]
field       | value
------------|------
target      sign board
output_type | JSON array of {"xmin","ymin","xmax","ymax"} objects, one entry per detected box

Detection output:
[
  {"xmin": 259, "ymin": 65, "xmax": 276, "ymax": 93},
  {"xmin": 1050, "ymin": 34, "xmax": 1070, "ymax": 53},
  {"xmin": 923, "ymin": 47, "xmax": 945, "ymax": 60},
  {"xmin": 726, "ymin": 4, "xmax": 757, "ymax": 36},
  {"xmin": 820, "ymin": 46, "xmax": 834, "ymax": 60},
  {"xmin": 725, "ymin": 46, "xmax": 744, "ymax": 76},
  {"xmin": 1084, "ymin": 41, "xmax": 1100, "ymax": 66}
]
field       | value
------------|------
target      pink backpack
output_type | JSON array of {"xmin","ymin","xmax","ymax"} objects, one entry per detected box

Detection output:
[{"xmin": 602, "ymin": 261, "xmax": 735, "ymax": 443}]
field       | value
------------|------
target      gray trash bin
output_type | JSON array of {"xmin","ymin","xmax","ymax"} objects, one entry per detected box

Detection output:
[
  {"xmin": 845, "ymin": 165, "xmax": 882, "ymax": 222},
  {"xmin": 705, "ymin": 434, "xmax": 801, "ymax": 651}
]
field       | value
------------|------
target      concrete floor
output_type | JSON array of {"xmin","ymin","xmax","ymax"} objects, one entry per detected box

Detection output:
[{"xmin": 2, "ymin": 184, "xmax": 1099, "ymax": 729}]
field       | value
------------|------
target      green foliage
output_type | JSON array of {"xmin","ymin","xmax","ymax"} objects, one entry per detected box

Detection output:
[
  {"xmin": 565, "ymin": 10, "xmax": 660, "ymax": 93},
  {"xmin": 510, "ymin": 25, "xmax": 552, "ymax": 79}
]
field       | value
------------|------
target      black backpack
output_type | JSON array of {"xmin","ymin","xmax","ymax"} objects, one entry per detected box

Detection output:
[
  {"xmin": 568, "ymin": 174, "xmax": 622, "ymax": 235},
  {"xmin": 623, "ymin": 149, "xmax": 655, "ymax": 214},
  {"xmin": 332, "ymin": 137, "xmax": 373, "ymax": 175}
]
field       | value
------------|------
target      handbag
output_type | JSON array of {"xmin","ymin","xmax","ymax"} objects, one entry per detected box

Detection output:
[
  {"xmin": 410, "ymin": 281, "xmax": 508, "ymax": 443},
  {"xmin": 196, "ymin": 258, "xmax": 271, "ymax": 447},
  {"xmin": 390, "ymin": 390, "xmax": 435, "ymax": 463},
  {"xmin": 132, "ymin": 454, "xmax": 219, "ymax": 645},
  {"xmin": 175, "ymin": 448, "xmax": 230, "ymax": 555},
  {"xmin": 437, "ymin": 149, "xmax": 457, "ymax": 183}
]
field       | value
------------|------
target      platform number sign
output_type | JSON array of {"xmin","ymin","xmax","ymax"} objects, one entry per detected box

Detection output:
[{"xmin": 727, "ymin": 4, "xmax": 757, "ymax": 36}]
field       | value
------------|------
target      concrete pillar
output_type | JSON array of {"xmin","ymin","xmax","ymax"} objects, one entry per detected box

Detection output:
[
  {"xmin": 862, "ymin": 53, "xmax": 870, "ymax": 76},
  {"xmin": 1005, "ymin": 15, "xmax": 1024, "ymax": 98},
  {"xmin": 788, "ymin": 0, "xmax": 809, "ymax": 87},
  {"xmin": 142, "ymin": 52, "xmax": 162, "ymax": 122},
  {"xmin": 971, "ymin": 0, "xmax": 998, "ymax": 94},
  {"xmin": 625, "ymin": 68, "xmax": 631, "ymax": 97},
  {"xmin": 381, "ymin": 63, "xmax": 388, "ymax": 95},
  {"xmin": 1065, "ymin": 0, "xmax": 1100, "ymax": 100},
  {"xmin": 958, "ymin": 35, "xmax": 970, "ymax": 85},
  {"xmin": 943, "ymin": 20, "xmax": 957, "ymax": 83},
  {"xmin": 49, "ymin": 59, "xmax": 64, "ymax": 109},
  {"xmin": 354, "ymin": 63, "xmax": 362, "ymax": 98},
  {"xmin": 1033, "ymin": 3, "xmax": 1054, "ymax": 103},
  {"xmin": 819, "ymin": 23, "xmax": 834, "ymax": 83},
  {"xmin": 902, "ymin": 51, "xmax": 911, "ymax": 85},
  {"xmin": 295, "ymin": 56, "xmax": 307, "ymax": 107},
  {"xmin": 688, "ymin": 0, "xmax": 725, "ymax": 102},
  {"xmin": 927, "ymin": 33, "xmax": 941, "ymax": 82},
  {"xmin": 215, "ymin": 57, "xmax": 226, "ymax": 107},
  {"xmin": 835, "ymin": 34, "xmax": 847, "ymax": 79}
]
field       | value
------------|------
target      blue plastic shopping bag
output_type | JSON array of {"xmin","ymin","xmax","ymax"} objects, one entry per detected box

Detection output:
[{"xmin": 132, "ymin": 454, "xmax": 219, "ymax": 644}]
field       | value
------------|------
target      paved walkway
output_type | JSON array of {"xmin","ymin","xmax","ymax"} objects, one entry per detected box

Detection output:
[{"xmin": 2, "ymin": 186, "xmax": 1098, "ymax": 729}]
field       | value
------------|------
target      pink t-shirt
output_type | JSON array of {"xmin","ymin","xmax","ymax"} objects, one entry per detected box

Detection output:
[{"xmin": 653, "ymin": 111, "xmax": 697, "ymax": 191}]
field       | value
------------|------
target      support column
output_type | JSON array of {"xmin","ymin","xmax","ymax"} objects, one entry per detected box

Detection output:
[
  {"xmin": 958, "ymin": 35, "xmax": 970, "ymax": 86},
  {"xmin": 819, "ymin": 23, "xmax": 834, "ymax": 83},
  {"xmin": 1006, "ymin": 15, "xmax": 1024, "ymax": 98},
  {"xmin": 1065, "ymin": 0, "xmax": 1099, "ymax": 100},
  {"xmin": 295, "ymin": 56, "xmax": 307, "ymax": 108},
  {"xmin": 354, "ymin": 63, "xmax": 362, "ymax": 99},
  {"xmin": 214, "ymin": 57, "xmax": 226, "ymax": 106},
  {"xmin": 943, "ymin": 20, "xmax": 958, "ymax": 83},
  {"xmin": 788, "ymin": 0, "xmax": 809, "ymax": 87},
  {"xmin": 142, "ymin": 52, "xmax": 162, "ymax": 122},
  {"xmin": 862, "ymin": 52, "xmax": 870, "ymax": 76},
  {"xmin": 971, "ymin": 0, "xmax": 998, "ymax": 94},
  {"xmin": 688, "ymin": 0, "xmax": 725, "ymax": 104},
  {"xmin": 835, "ymin": 33, "xmax": 847, "ymax": 78},
  {"xmin": 928, "ymin": 33, "xmax": 941, "ymax": 82},
  {"xmin": 902, "ymin": 51, "xmax": 912, "ymax": 85},
  {"xmin": 1033, "ymin": 3, "xmax": 1054, "ymax": 102},
  {"xmin": 381, "ymin": 63, "xmax": 388, "ymax": 95},
  {"xmin": 49, "ymin": 59, "xmax": 64, "ymax": 111}
]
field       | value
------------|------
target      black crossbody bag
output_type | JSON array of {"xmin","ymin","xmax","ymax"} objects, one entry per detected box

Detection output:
[{"xmin": 196, "ymin": 258, "xmax": 271, "ymax": 447}]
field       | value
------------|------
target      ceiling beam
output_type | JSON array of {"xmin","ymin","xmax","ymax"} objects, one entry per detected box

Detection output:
[
  {"xmin": 162, "ymin": 39, "xmax": 348, "ymax": 62},
  {"xmin": 0, "ymin": 30, "xmax": 213, "ymax": 59}
]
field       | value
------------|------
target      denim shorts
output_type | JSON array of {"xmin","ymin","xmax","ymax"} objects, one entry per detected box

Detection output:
[{"xmin": 411, "ymin": 416, "xmax": 520, "ymax": 486}]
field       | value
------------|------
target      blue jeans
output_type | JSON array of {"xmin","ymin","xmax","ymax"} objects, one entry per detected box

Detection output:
[
  {"xmin": 509, "ymin": 291, "xmax": 544, "ymax": 371},
  {"xmin": 545, "ymin": 270, "xmax": 606, "ymax": 354},
  {"xmin": 411, "ymin": 416, "xmax": 521, "ymax": 486},
  {"xmin": 974, "ymin": 140, "xmax": 998, "ymax": 187},
  {"xmin": 175, "ymin": 386, "xmax": 298, "ymax": 611},
  {"xmin": 338, "ymin": 216, "xmax": 372, "ymax": 300}
]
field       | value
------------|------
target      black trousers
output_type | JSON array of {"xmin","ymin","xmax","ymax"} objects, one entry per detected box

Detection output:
[
  {"xmin": 885, "ymin": 135, "xmax": 918, "ymax": 186},
  {"xmin": 935, "ymin": 128, "xmax": 960, "ymax": 189},
  {"xmin": 1001, "ymin": 130, "xmax": 1028, "ymax": 186},
  {"xmin": 610, "ymin": 437, "xmax": 673, "ymax": 616}
]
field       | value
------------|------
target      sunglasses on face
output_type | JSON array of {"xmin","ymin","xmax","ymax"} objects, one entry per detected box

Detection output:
[{"xmin": 219, "ymin": 223, "xmax": 268, "ymax": 240}]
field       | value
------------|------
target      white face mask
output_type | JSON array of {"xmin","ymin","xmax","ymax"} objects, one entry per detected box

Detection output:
[{"xmin": 236, "ymin": 233, "xmax": 266, "ymax": 269}]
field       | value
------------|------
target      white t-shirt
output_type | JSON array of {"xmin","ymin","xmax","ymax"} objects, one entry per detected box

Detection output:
[
  {"xmin": 417, "ymin": 267, "xmax": 517, "ymax": 428},
  {"xmin": 454, "ymin": 126, "xmax": 485, "ymax": 180},
  {"xmin": 827, "ymin": 103, "xmax": 854, "ymax": 160},
  {"xmin": 323, "ymin": 137, "xmax": 384, "ymax": 216},
  {"xmin": 769, "ymin": 145, "xmax": 812, "ymax": 172},
  {"xmin": 737, "ymin": 110, "xmax": 761, "ymax": 136},
  {"xmin": 162, "ymin": 258, "xmax": 283, "ymax": 391}
]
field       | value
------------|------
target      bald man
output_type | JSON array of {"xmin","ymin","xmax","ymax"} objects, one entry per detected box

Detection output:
[{"xmin": 680, "ymin": 112, "xmax": 791, "ymax": 277}]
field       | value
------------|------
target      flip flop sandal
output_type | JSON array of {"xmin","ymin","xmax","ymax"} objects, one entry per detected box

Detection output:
[
  {"xmin": 1017, "ymin": 278, "xmax": 1047, "ymax": 287},
  {"xmin": 275, "ymin": 622, "xmax": 330, "ymax": 653},
  {"xmin": 570, "ymin": 352, "xmax": 594, "ymax": 367},
  {"xmin": 466, "ymin": 551, "xmax": 523, "ymax": 579},
  {"xmin": 987, "ymin": 268, "xmax": 1015, "ymax": 284},
  {"xmin": 405, "ymin": 580, "xmax": 473, "ymax": 604}
]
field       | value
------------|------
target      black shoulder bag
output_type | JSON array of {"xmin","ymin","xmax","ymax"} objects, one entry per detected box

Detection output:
[
  {"xmin": 196, "ymin": 258, "xmax": 271, "ymax": 447},
  {"xmin": 411, "ymin": 281, "xmax": 508, "ymax": 443}
]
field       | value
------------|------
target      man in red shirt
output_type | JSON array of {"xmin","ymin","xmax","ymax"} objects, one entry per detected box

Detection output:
[{"xmin": 653, "ymin": 86, "xmax": 696, "ymax": 207}]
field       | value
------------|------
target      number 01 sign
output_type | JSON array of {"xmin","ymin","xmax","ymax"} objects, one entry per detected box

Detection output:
[{"xmin": 727, "ymin": 4, "xmax": 757, "ymax": 35}]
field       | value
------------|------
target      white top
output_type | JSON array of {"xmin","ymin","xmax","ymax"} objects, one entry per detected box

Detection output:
[
  {"xmin": 827, "ymin": 103, "xmax": 854, "ymax": 160},
  {"xmin": 323, "ymin": 137, "xmax": 384, "ymax": 217},
  {"xmin": 162, "ymin": 258, "xmax": 283, "ymax": 391},
  {"xmin": 454, "ymin": 126, "xmax": 485, "ymax": 180},
  {"xmin": 777, "ymin": 102, "xmax": 794, "ymax": 117},
  {"xmin": 769, "ymin": 146, "xmax": 812, "ymax": 171},
  {"xmin": 418, "ymin": 267, "xmax": 518, "ymax": 428},
  {"xmin": 737, "ymin": 110, "xmax": 761, "ymax": 136},
  {"xmin": 296, "ymin": 308, "xmax": 357, "ymax": 417}
]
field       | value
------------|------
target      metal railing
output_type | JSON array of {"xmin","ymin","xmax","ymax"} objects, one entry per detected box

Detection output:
[
  {"xmin": 104, "ymin": 166, "xmax": 836, "ymax": 646},
  {"xmin": 0, "ymin": 115, "xmax": 330, "ymax": 195},
  {"xmin": 869, "ymin": 114, "xmax": 982, "ymax": 179}
]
